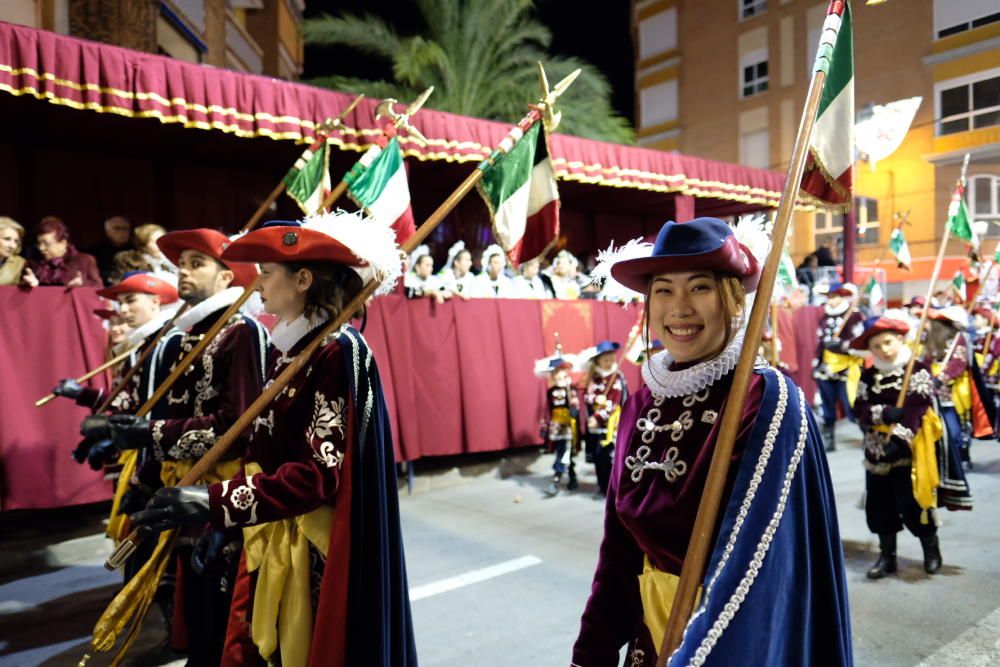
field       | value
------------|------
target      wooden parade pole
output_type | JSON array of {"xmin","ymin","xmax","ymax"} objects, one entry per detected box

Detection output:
[
  {"xmin": 656, "ymin": 5, "xmax": 844, "ymax": 660},
  {"xmin": 90, "ymin": 305, "xmax": 191, "ymax": 415},
  {"xmin": 893, "ymin": 154, "xmax": 970, "ymax": 409},
  {"xmin": 85, "ymin": 68, "xmax": 581, "ymax": 666},
  {"xmin": 35, "ymin": 347, "xmax": 137, "ymax": 407}
]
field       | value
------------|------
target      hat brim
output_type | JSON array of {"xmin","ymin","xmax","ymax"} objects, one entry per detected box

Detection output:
[
  {"xmin": 157, "ymin": 230, "xmax": 258, "ymax": 288},
  {"xmin": 220, "ymin": 226, "xmax": 365, "ymax": 268},
  {"xmin": 850, "ymin": 325, "xmax": 908, "ymax": 350},
  {"xmin": 92, "ymin": 308, "xmax": 119, "ymax": 320},
  {"xmin": 97, "ymin": 282, "xmax": 179, "ymax": 304},
  {"xmin": 609, "ymin": 244, "xmax": 760, "ymax": 294}
]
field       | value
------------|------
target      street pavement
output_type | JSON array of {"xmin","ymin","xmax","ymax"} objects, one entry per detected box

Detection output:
[{"xmin": 2, "ymin": 421, "xmax": 1000, "ymax": 666}]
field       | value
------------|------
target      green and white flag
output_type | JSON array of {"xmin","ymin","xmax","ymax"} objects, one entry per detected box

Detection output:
[
  {"xmin": 888, "ymin": 227, "xmax": 912, "ymax": 270},
  {"xmin": 777, "ymin": 248, "xmax": 799, "ymax": 297},
  {"xmin": 343, "ymin": 136, "xmax": 415, "ymax": 245},
  {"xmin": 800, "ymin": 0, "xmax": 853, "ymax": 210},
  {"xmin": 863, "ymin": 275, "xmax": 883, "ymax": 310},
  {"xmin": 283, "ymin": 138, "xmax": 331, "ymax": 216},
  {"xmin": 951, "ymin": 271, "xmax": 967, "ymax": 303},
  {"xmin": 948, "ymin": 183, "xmax": 978, "ymax": 250}
]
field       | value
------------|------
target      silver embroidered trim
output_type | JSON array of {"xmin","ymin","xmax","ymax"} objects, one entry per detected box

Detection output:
[
  {"xmin": 910, "ymin": 368, "xmax": 934, "ymax": 398},
  {"xmin": 870, "ymin": 404, "xmax": 885, "ymax": 424},
  {"xmin": 168, "ymin": 427, "xmax": 215, "ymax": 460},
  {"xmin": 686, "ymin": 381, "xmax": 808, "ymax": 666},
  {"xmin": 151, "ymin": 420, "xmax": 166, "ymax": 461},
  {"xmin": 625, "ymin": 444, "xmax": 688, "ymax": 483},
  {"xmin": 864, "ymin": 458, "xmax": 911, "ymax": 475},
  {"xmin": 891, "ymin": 423, "xmax": 915, "ymax": 443},
  {"xmin": 221, "ymin": 474, "xmax": 258, "ymax": 527},
  {"xmin": 666, "ymin": 370, "xmax": 787, "ymax": 664},
  {"xmin": 642, "ymin": 331, "xmax": 745, "ymax": 398},
  {"xmin": 253, "ymin": 409, "xmax": 275, "ymax": 436}
]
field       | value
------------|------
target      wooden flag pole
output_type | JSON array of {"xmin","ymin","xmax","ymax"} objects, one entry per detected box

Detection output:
[
  {"xmin": 656, "ymin": 10, "xmax": 837, "ymax": 660},
  {"xmin": 93, "ymin": 305, "xmax": 191, "ymax": 415},
  {"xmin": 893, "ymin": 154, "xmax": 970, "ymax": 409},
  {"xmin": 35, "ymin": 347, "xmax": 136, "ymax": 407},
  {"xmin": 89, "ymin": 72, "xmax": 582, "ymax": 667}
]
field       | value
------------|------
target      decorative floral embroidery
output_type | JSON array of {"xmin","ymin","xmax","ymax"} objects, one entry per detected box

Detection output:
[
  {"xmin": 168, "ymin": 428, "xmax": 215, "ymax": 460},
  {"xmin": 624, "ymin": 444, "xmax": 688, "ymax": 484},
  {"xmin": 629, "ymin": 648, "xmax": 645, "ymax": 667},
  {"xmin": 221, "ymin": 475, "xmax": 258, "ymax": 527},
  {"xmin": 306, "ymin": 392, "xmax": 346, "ymax": 443},
  {"xmin": 167, "ymin": 389, "xmax": 190, "ymax": 405},
  {"xmin": 891, "ymin": 423, "xmax": 915, "ymax": 444},
  {"xmin": 910, "ymin": 369, "xmax": 934, "ymax": 398},
  {"xmin": 313, "ymin": 441, "xmax": 345, "ymax": 469},
  {"xmin": 856, "ymin": 381, "xmax": 869, "ymax": 402},
  {"xmin": 151, "ymin": 420, "xmax": 166, "ymax": 460},
  {"xmin": 870, "ymin": 404, "xmax": 885, "ymax": 424},
  {"xmin": 253, "ymin": 410, "xmax": 275, "ymax": 436}
]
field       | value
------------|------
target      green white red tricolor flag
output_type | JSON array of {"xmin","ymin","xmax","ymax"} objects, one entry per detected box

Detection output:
[
  {"xmin": 476, "ymin": 119, "xmax": 560, "ymax": 265},
  {"xmin": 947, "ymin": 182, "xmax": 978, "ymax": 251},
  {"xmin": 799, "ymin": 0, "xmax": 854, "ymax": 210},
  {"xmin": 863, "ymin": 275, "xmax": 883, "ymax": 310},
  {"xmin": 888, "ymin": 226, "xmax": 911, "ymax": 270},
  {"xmin": 344, "ymin": 133, "xmax": 416, "ymax": 245},
  {"xmin": 951, "ymin": 271, "xmax": 967, "ymax": 303},
  {"xmin": 283, "ymin": 138, "xmax": 331, "ymax": 216},
  {"xmin": 776, "ymin": 248, "xmax": 799, "ymax": 297}
]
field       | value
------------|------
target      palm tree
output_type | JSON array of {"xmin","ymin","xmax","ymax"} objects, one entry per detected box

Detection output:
[{"xmin": 302, "ymin": 0, "xmax": 635, "ymax": 144}]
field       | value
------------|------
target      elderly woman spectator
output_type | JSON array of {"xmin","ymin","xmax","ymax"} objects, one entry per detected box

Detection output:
[
  {"xmin": 0, "ymin": 217, "xmax": 28, "ymax": 285},
  {"xmin": 24, "ymin": 216, "xmax": 102, "ymax": 287}
]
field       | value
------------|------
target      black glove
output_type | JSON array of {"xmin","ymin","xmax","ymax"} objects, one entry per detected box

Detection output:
[
  {"xmin": 71, "ymin": 436, "xmax": 95, "ymax": 464},
  {"xmin": 54, "ymin": 378, "xmax": 84, "ymax": 400},
  {"xmin": 119, "ymin": 485, "xmax": 153, "ymax": 516},
  {"xmin": 823, "ymin": 339, "xmax": 845, "ymax": 353},
  {"xmin": 191, "ymin": 530, "xmax": 226, "ymax": 575},
  {"xmin": 86, "ymin": 439, "xmax": 117, "ymax": 470},
  {"xmin": 881, "ymin": 406, "xmax": 905, "ymax": 424},
  {"xmin": 80, "ymin": 415, "xmax": 111, "ymax": 440},
  {"xmin": 130, "ymin": 485, "xmax": 211, "ymax": 532},
  {"xmin": 109, "ymin": 414, "xmax": 151, "ymax": 451}
]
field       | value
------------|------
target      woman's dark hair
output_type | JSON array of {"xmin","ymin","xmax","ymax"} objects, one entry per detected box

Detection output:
[
  {"xmin": 37, "ymin": 216, "xmax": 69, "ymax": 242},
  {"xmin": 451, "ymin": 249, "xmax": 471, "ymax": 268},
  {"xmin": 283, "ymin": 261, "xmax": 364, "ymax": 320}
]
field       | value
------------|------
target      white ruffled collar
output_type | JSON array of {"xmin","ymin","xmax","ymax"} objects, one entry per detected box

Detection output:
[
  {"xmin": 642, "ymin": 330, "xmax": 745, "ymax": 398},
  {"xmin": 872, "ymin": 344, "xmax": 912, "ymax": 372},
  {"xmin": 825, "ymin": 301, "xmax": 850, "ymax": 316},
  {"xmin": 271, "ymin": 311, "xmax": 329, "ymax": 354},
  {"xmin": 124, "ymin": 305, "xmax": 179, "ymax": 346},
  {"xmin": 175, "ymin": 286, "xmax": 243, "ymax": 332},
  {"xmin": 595, "ymin": 364, "xmax": 619, "ymax": 379}
]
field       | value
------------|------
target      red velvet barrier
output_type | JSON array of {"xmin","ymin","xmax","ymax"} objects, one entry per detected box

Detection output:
[
  {"xmin": 0, "ymin": 286, "xmax": 113, "ymax": 510},
  {"xmin": 1, "ymin": 289, "xmax": 821, "ymax": 510}
]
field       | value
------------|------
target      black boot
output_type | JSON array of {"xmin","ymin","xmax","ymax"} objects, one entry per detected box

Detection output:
[
  {"xmin": 567, "ymin": 468, "xmax": 579, "ymax": 491},
  {"xmin": 823, "ymin": 423, "xmax": 836, "ymax": 452},
  {"xmin": 867, "ymin": 533, "xmax": 897, "ymax": 579},
  {"xmin": 546, "ymin": 473, "xmax": 561, "ymax": 497},
  {"xmin": 920, "ymin": 534, "xmax": 942, "ymax": 574}
]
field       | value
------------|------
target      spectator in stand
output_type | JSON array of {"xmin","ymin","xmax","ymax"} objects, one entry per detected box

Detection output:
[
  {"xmin": 0, "ymin": 216, "xmax": 28, "ymax": 285},
  {"xmin": 814, "ymin": 239, "xmax": 837, "ymax": 267},
  {"xmin": 404, "ymin": 246, "xmax": 452, "ymax": 303},
  {"xmin": 472, "ymin": 244, "xmax": 517, "ymax": 297},
  {"xmin": 129, "ymin": 223, "xmax": 177, "ymax": 283},
  {"xmin": 514, "ymin": 257, "xmax": 555, "ymax": 299},
  {"xmin": 88, "ymin": 215, "xmax": 132, "ymax": 285},
  {"xmin": 546, "ymin": 250, "xmax": 582, "ymax": 299},
  {"xmin": 109, "ymin": 250, "xmax": 153, "ymax": 285},
  {"xmin": 440, "ymin": 241, "xmax": 476, "ymax": 299},
  {"xmin": 23, "ymin": 217, "xmax": 102, "ymax": 287}
]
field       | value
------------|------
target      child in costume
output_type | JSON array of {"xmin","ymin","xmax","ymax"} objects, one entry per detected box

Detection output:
[
  {"xmin": 850, "ymin": 317, "xmax": 943, "ymax": 578},
  {"xmin": 538, "ymin": 357, "xmax": 581, "ymax": 495},
  {"xmin": 581, "ymin": 341, "xmax": 628, "ymax": 497},
  {"xmin": 132, "ymin": 212, "xmax": 416, "ymax": 667},
  {"xmin": 813, "ymin": 282, "xmax": 865, "ymax": 452},
  {"xmin": 573, "ymin": 217, "xmax": 851, "ymax": 667}
]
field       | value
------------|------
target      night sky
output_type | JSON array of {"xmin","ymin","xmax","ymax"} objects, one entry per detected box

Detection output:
[{"xmin": 301, "ymin": 0, "xmax": 635, "ymax": 123}]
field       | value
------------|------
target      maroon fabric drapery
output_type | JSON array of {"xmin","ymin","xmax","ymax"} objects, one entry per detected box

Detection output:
[
  {"xmin": 0, "ymin": 20, "xmax": 805, "ymax": 210},
  {"xmin": 0, "ymin": 286, "xmax": 113, "ymax": 511}
]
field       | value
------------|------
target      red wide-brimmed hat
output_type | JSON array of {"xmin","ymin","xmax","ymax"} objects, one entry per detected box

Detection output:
[
  {"xmin": 850, "ymin": 316, "xmax": 910, "ymax": 350},
  {"xmin": 221, "ymin": 220, "xmax": 367, "ymax": 267},
  {"xmin": 905, "ymin": 295, "xmax": 926, "ymax": 308},
  {"xmin": 97, "ymin": 271, "xmax": 179, "ymax": 304},
  {"xmin": 827, "ymin": 282, "xmax": 856, "ymax": 298},
  {"xmin": 157, "ymin": 229, "xmax": 258, "ymax": 287},
  {"xmin": 929, "ymin": 305, "xmax": 968, "ymax": 330},
  {"xmin": 609, "ymin": 218, "xmax": 761, "ymax": 293}
]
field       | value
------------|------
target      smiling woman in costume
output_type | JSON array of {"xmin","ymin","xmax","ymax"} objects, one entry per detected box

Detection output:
[
  {"xmin": 572, "ymin": 217, "xmax": 852, "ymax": 667},
  {"xmin": 131, "ymin": 211, "xmax": 417, "ymax": 667}
]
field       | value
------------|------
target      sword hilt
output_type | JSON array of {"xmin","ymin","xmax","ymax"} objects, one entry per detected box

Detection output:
[{"xmin": 104, "ymin": 526, "xmax": 151, "ymax": 571}]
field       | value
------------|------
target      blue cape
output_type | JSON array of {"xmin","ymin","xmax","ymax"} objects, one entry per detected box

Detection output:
[
  {"xmin": 339, "ymin": 327, "xmax": 418, "ymax": 666},
  {"xmin": 668, "ymin": 367, "xmax": 853, "ymax": 666}
]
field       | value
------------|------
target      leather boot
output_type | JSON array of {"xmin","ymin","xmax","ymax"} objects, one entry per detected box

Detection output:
[
  {"xmin": 546, "ymin": 473, "xmax": 561, "ymax": 497},
  {"xmin": 867, "ymin": 533, "xmax": 897, "ymax": 579},
  {"xmin": 823, "ymin": 423, "xmax": 836, "ymax": 452},
  {"xmin": 567, "ymin": 468, "xmax": 579, "ymax": 491},
  {"xmin": 920, "ymin": 534, "xmax": 942, "ymax": 574}
]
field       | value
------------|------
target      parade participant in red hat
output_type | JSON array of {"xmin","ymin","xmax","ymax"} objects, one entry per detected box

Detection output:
[
  {"xmin": 850, "ymin": 317, "xmax": 944, "ymax": 578},
  {"xmin": 573, "ymin": 217, "xmax": 852, "ymax": 667},
  {"xmin": 131, "ymin": 211, "xmax": 415, "ymax": 667},
  {"xmin": 580, "ymin": 341, "xmax": 628, "ymax": 498},
  {"xmin": 536, "ymin": 355, "xmax": 582, "ymax": 496},
  {"xmin": 81, "ymin": 229, "xmax": 270, "ymax": 665},
  {"xmin": 813, "ymin": 281, "xmax": 865, "ymax": 452}
]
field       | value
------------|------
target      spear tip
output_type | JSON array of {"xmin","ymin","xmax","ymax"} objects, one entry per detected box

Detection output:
[
  {"xmin": 551, "ymin": 68, "xmax": 582, "ymax": 100},
  {"xmin": 407, "ymin": 87, "xmax": 434, "ymax": 116}
]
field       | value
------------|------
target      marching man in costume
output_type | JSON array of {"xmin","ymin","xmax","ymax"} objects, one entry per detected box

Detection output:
[
  {"xmin": 132, "ymin": 211, "xmax": 417, "ymax": 667},
  {"xmin": 581, "ymin": 341, "xmax": 627, "ymax": 497},
  {"xmin": 573, "ymin": 218, "xmax": 852, "ymax": 667},
  {"xmin": 813, "ymin": 282, "xmax": 865, "ymax": 452},
  {"xmin": 850, "ymin": 317, "xmax": 943, "ymax": 578},
  {"xmin": 85, "ymin": 229, "xmax": 269, "ymax": 665}
]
